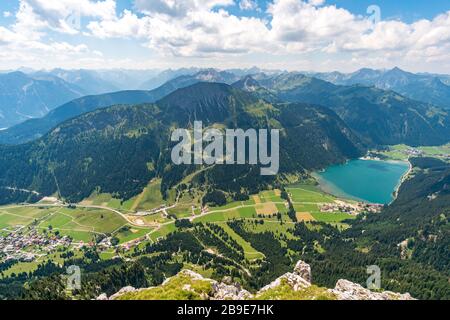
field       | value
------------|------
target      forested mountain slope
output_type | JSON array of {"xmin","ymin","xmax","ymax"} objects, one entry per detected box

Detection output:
[
  {"xmin": 249, "ymin": 73, "xmax": 450, "ymax": 146},
  {"xmin": 0, "ymin": 83, "xmax": 364, "ymax": 205}
]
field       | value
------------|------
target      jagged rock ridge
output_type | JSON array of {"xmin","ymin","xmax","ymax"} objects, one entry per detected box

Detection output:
[{"xmin": 102, "ymin": 261, "xmax": 414, "ymax": 301}]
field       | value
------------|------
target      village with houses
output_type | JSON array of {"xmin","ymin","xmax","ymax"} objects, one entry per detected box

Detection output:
[
  {"xmin": 319, "ymin": 201, "xmax": 383, "ymax": 216},
  {"xmin": 0, "ymin": 226, "xmax": 72, "ymax": 265}
]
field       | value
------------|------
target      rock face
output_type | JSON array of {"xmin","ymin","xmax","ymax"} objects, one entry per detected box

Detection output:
[
  {"xmin": 259, "ymin": 260, "xmax": 312, "ymax": 293},
  {"xmin": 107, "ymin": 286, "xmax": 137, "ymax": 300},
  {"xmin": 176, "ymin": 270, "xmax": 252, "ymax": 300},
  {"xmin": 294, "ymin": 260, "xmax": 312, "ymax": 283},
  {"xmin": 330, "ymin": 279, "xmax": 415, "ymax": 301},
  {"xmin": 96, "ymin": 293, "xmax": 108, "ymax": 301},
  {"xmin": 211, "ymin": 282, "xmax": 252, "ymax": 300},
  {"xmin": 102, "ymin": 260, "xmax": 414, "ymax": 301}
]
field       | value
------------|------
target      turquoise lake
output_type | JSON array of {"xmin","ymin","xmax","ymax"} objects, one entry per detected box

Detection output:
[{"xmin": 314, "ymin": 159, "xmax": 410, "ymax": 204}]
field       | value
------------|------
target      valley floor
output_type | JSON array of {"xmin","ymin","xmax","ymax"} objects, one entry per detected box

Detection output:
[{"xmin": 0, "ymin": 182, "xmax": 367, "ymax": 277}]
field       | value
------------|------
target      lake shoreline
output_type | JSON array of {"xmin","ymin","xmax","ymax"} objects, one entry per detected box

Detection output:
[
  {"xmin": 392, "ymin": 160, "xmax": 413, "ymax": 203},
  {"xmin": 313, "ymin": 159, "xmax": 410, "ymax": 205},
  {"xmin": 312, "ymin": 172, "xmax": 367, "ymax": 203}
]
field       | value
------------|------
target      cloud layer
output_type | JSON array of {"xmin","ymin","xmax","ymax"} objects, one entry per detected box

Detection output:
[{"xmin": 1, "ymin": 0, "xmax": 450, "ymax": 71}]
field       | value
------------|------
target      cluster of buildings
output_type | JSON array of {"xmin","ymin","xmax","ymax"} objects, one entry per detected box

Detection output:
[
  {"xmin": 97, "ymin": 237, "xmax": 113, "ymax": 249},
  {"xmin": 404, "ymin": 147, "xmax": 449, "ymax": 161},
  {"xmin": 121, "ymin": 237, "xmax": 146, "ymax": 250},
  {"xmin": 405, "ymin": 148, "xmax": 423, "ymax": 157},
  {"xmin": 135, "ymin": 205, "xmax": 168, "ymax": 216},
  {"xmin": 319, "ymin": 201, "xmax": 383, "ymax": 215},
  {"xmin": 0, "ymin": 227, "xmax": 72, "ymax": 264}
]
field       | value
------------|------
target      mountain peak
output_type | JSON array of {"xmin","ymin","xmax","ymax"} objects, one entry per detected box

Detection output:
[
  {"xmin": 387, "ymin": 67, "xmax": 411, "ymax": 76},
  {"xmin": 157, "ymin": 82, "xmax": 243, "ymax": 106},
  {"xmin": 350, "ymin": 68, "xmax": 382, "ymax": 80},
  {"xmin": 194, "ymin": 69, "xmax": 238, "ymax": 84},
  {"xmin": 4, "ymin": 70, "xmax": 28, "ymax": 79},
  {"xmin": 156, "ymin": 82, "xmax": 257, "ymax": 124},
  {"xmin": 232, "ymin": 75, "xmax": 261, "ymax": 91}
]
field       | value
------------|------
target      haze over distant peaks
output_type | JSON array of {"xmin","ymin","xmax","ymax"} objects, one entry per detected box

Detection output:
[{"xmin": 313, "ymin": 67, "xmax": 450, "ymax": 109}]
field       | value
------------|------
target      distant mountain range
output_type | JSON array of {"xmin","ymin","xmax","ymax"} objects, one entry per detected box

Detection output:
[
  {"xmin": 0, "ymin": 68, "xmax": 264, "ymax": 128},
  {"xmin": 0, "ymin": 72, "xmax": 85, "ymax": 128},
  {"xmin": 139, "ymin": 67, "xmax": 279, "ymax": 90},
  {"xmin": 0, "ymin": 70, "xmax": 243, "ymax": 145},
  {"xmin": 0, "ymin": 69, "xmax": 164, "ymax": 128},
  {"xmin": 0, "ymin": 90, "xmax": 165, "ymax": 145},
  {"xmin": 1, "ymin": 66, "xmax": 450, "ymax": 146},
  {"xmin": 30, "ymin": 68, "xmax": 161, "ymax": 93},
  {"xmin": 245, "ymin": 72, "xmax": 450, "ymax": 146},
  {"xmin": 312, "ymin": 67, "xmax": 450, "ymax": 109}
]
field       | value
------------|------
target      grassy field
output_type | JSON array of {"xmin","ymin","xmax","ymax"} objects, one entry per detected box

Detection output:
[
  {"xmin": 190, "ymin": 185, "xmax": 356, "ymax": 225},
  {"xmin": 81, "ymin": 179, "xmax": 169, "ymax": 213},
  {"xmin": 286, "ymin": 185, "xmax": 355, "ymax": 223},
  {"xmin": 1, "ymin": 250, "xmax": 84, "ymax": 278},
  {"xmin": 148, "ymin": 223, "xmax": 178, "ymax": 242},
  {"xmin": 0, "ymin": 205, "xmax": 153, "ymax": 244},
  {"xmin": 194, "ymin": 206, "xmax": 258, "ymax": 224},
  {"xmin": 129, "ymin": 179, "xmax": 166, "ymax": 212},
  {"xmin": 0, "ymin": 207, "xmax": 51, "ymax": 229},
  {"xmin": 215, "ymin": 222, "xmax": 265, "ymax": 260},
  {"xmin": 81, "ymin": 192, "xmax": 123, "ymax": 209},
  {"xmin": 374, "ymin": 144, "xmax": 450, "ymax": 161},
  {"xmin": 137, "ymin": 213, "xmax": 172, "ymax": 225},
  {"xmin": 311, "ymin": 212, "xmax": 356, "ymax": 223},
  {"xmin": 245, "ymin": 220, "xmax": 296, "ymax": 235},
  {"xmin": 287, "ymin": 186, "xmax": 336, "ymax": 203},
  {"xmin": 116, "ymin": 226, "xmax": 153, "ymax": 244},
  {"xmin": 38, "ymin": 208, "xmax": 127, "ymax": 234},
  {"xmin": 419, "ymin": 144, "xmax": 450, "ymax": 156}
]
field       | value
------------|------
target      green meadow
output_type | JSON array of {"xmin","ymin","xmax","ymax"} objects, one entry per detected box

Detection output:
[
  {"xmin": 0, "ymin": 205, "xmax": 151, "ymax": 243},
  {"xmin": 215, "ymin": 222, "xmax": 265, "ymax": 260},
  {"xmin": 287, "ymin": 185, "xmax": 336, "ymax": 203}
]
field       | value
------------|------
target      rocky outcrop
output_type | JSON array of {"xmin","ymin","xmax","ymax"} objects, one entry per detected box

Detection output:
[
  {"xmin": 330, "ymin": 279, "xmax": 415, "ymax": 300},
  {"xmin": 259, "ymin": 260, "xmax": 312, "ymax": 293},
  {"xmin": 102, "ymin": 260, "xmax": 414, "ymax": 301},
  {"xmin": 108, "ymin": 286, "xmax": 138, "ymax": 300},
  {"xmin": 98, "ymin": 269, "xmax": 251, "ymax": 300},
  {"xmin": 294, "ymin": 260, "xmax": 312, "ymax": 283},
  {"xmin": 211, "ymin": 282, "xmax": 252, "ymax": 300},
  {"xmin": 178, "ymin": 270, "xmax": 252, "ymax": 300},
  {"xmin": 96, "ymin": 293, "xmax": 108, "ymax": 301}
]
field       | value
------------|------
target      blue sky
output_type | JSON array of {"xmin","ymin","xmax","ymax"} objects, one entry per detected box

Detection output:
[
  {"xmin": 0, "ymin": 0, "xmax": 449, "ymax": 73},
  {"xmin": 328, "ymin": 0, "xmax": 450, "ymax": 22}
]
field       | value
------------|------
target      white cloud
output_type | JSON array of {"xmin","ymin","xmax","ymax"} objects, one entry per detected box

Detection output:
[
  {"xmin": 88, "ymin": 1, "xmax": 272, "ymax": 57},
  {"xmin": 308, "ymin": 0, "xmax": 325, "ymax": 6},
  {"xmin": 134, "ymin": 0, "xmax": 234, "ymax": 17},
  {"xmin": 17, "ymin": 0, "xmax": 116, "ymax": 34},
  {"xmin": 268, "ymin": 0, "xmax": 371, "ymax": 49},
  {"xmin": 86, "ymin": 10, "xmax": 149, "ymax": 39},
  {"xmin": 0, "ymin": 1, "xmax": 107, "ymax": 69},
  {"xmin": 81, "ymin": 0, "xmax": 450, "ymax": 69},
  {"xmin": 0, "ymin": 26, "xmax": 16, "ymax": 45},
  {"xmin": 239, "ymin": 0, "xmax": 258, "ymax": 11},
  {"xmin": 3, "ymin": 11, "xmax": 12, "ymax": 18},
  {"xmin": 2, "ymin": 0, "xmax": 450, "ymax": 72}
]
